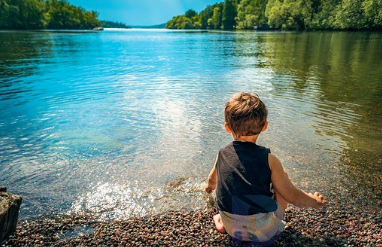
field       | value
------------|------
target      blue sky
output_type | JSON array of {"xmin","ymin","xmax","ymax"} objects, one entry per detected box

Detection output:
[{"xmin": 68, "ymin": 0, "xmax": 222, "ymax": 26}]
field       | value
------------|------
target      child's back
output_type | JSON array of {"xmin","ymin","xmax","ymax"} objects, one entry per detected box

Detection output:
[{"xmin": 215, "ymin": 141, "xmax": 274, "ymax": 215}]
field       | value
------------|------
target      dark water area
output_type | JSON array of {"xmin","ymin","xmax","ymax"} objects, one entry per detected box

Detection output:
[{"xmin": 0, "ymin": 29, "xmax": 381, "ymax": 220}]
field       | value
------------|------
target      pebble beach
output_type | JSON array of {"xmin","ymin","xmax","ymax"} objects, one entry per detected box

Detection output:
[{"xmin": 2, "ymin": 204, "xmax": 381, "ymax": 247}]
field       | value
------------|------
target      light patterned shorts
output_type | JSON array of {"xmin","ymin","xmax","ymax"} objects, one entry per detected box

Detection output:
[{"xmin": 219, "ymin": 204, "xmax": 285, "ymax": 243}]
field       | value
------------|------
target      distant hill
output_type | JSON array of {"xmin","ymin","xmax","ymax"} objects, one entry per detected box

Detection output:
[
  {"xmin": 101, "ymin": 20, "xmax": 130, "ymax": 29},
  {"xmin": 129, "ymin": 23, "xmax": 166, "ymax": 29}
]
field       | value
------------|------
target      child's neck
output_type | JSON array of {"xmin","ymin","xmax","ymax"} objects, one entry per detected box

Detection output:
[{"xmin": 233, "ymin": 135, "xmax": 259, "ymax": 144}]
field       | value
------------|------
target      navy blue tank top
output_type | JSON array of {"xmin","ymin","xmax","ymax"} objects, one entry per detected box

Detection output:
[{"xmin": 215, "ymin": 141, "xmax": 276, "ymax": 215}]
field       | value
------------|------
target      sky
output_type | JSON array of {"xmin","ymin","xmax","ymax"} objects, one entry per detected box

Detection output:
[{"xmin": 68, "ymin": 0, "xmax": 222, "ymax": 26}]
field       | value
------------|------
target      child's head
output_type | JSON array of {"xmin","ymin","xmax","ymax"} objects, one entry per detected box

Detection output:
[{"xmin": 225, "ymin": 92, "xmax": 268, "ymax": 138}]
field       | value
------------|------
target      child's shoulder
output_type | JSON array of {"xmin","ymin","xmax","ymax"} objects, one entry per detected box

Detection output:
[{"xmin": 218, "ymin": 141, "xmax": 235, "ymax": 152}]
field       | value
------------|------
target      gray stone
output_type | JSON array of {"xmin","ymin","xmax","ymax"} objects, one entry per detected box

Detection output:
[{"xmin": 0, "ymin": 192, "xmax": 22, "ymax": 243}]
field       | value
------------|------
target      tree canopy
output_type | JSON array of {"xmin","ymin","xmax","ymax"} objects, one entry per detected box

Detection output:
[
  {"xmin": 0, "ymin": 0, "xmax": 101, "ymax": 29},
  {"xmin": 166, "ymin": 0, "xmax": 382, "ymax": 30}
]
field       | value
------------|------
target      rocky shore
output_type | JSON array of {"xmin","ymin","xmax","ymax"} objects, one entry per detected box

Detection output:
[{"xmin": 1, "ymin": 204, "xmax": 381, "ymax": 247}]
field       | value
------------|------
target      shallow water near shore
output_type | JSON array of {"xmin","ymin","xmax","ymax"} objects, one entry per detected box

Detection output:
[{"xmin": 0, "ymin": 29, "xmax": 381, "ymax": 220}]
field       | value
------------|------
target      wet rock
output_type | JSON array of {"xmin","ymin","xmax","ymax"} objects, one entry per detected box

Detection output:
[{"xmin": 0, "ymin": 191, "xmax": 22, "ymax": 243}]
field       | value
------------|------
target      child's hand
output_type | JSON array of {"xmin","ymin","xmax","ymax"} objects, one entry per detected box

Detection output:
[
  {"xmin": 205, "ymin": 184, "xmax": 215, "ymax": 194},
  {"xmin": 205, "ymin": 180, "xmax": 216, "ymax": 193},
  {"xmin": 308, "ymin": 192, "xmax": 327, "ymax": 208},
  {"xmin": 206, "ymin": 164, "xmax": 217, "ymax": 194}
]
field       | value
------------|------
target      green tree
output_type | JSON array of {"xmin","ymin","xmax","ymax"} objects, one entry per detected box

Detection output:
[
  {"xmin": 362, "ymin": 0, "xmax": 382, "ymax": 29},
  {"xmin": 209, "ymin": 5, "xmax": 223, "ymax": 29},
  {"xmin": 222, "ymin": 0, "xmax": 237, "ymax": 29},
  {"xmin": 199, "ymin": 5, "xmax": 217, "ymax": 29},
  {"xmin": 198, "ymin": 10, "xmax": 208, "ymax": 29},
  {"xmin": 166, "ymin": 8, "xmax": 205, "ymax": 29},
  {"xmin": 0, "ymin": 0, "xmax": 45, "ymax": 29},
  {"xmin": 236, "ymin": 0, "xmax": 268, "ymax": 29},
  {"xmin": 0, "ymin": 1, "xmax": 12, "ymax": 28},
  {"xmin": 310, "ymin": 0, "xmax": 340, "ymax": 29},
  {"xmin": 185, "ymin": 9, "xmax": 197, "ymax": 19},
  {"xmin": 165, "ymin": 15, "xmax": 196, "ymax": 29},
  {"xmin": 45, "ymin": 0, "xmax": 100, "ymax": 29},
  {"xmin": 265, "ymin": 0, "xmax": 317, "ymax": 30},
  {"xmin": 334, "ymin": 0, "xmax": 366, "ymax": 29},
  {"xmin": 18, "ymin": 0, "xmax": 45, "ymax": 28}
]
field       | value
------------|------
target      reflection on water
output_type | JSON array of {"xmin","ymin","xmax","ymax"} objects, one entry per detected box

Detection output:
[
  {"xmin": 256, "ymin": 32, "xmax": 382, "ymax": 207},
  {"xmin": 0, "ymin": 30, "xmax": 381, "ymax": 219}
]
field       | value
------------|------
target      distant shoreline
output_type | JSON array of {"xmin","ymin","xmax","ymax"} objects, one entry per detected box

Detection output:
[{"xmin": 129, "ymin": 23, "xmax": 166, "ymax": 29}]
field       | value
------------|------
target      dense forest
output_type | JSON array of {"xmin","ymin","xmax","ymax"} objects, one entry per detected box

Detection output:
[
  {"xmin": 166, "ymin": 0, "xmax": 382, "ymax": 30},
  {"xmin": 0, "ymin": 0, "xmax": 100, "ymax": 29}
]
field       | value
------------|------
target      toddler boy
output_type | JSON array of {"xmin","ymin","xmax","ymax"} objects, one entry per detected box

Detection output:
[{"xmin": 205, "ymin": 92, "xmax": 327, "ymax": 244}]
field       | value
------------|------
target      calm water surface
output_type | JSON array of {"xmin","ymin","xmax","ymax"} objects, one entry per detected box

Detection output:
[{"xmin": 0, "ymin": 29, "xmax": 381, "ymax": 219}]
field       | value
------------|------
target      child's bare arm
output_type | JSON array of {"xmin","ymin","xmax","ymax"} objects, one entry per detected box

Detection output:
[
  {"xmin": 269, "ymin": 154, "xmax": 327, "ymax": 209},
  {"xmin": 205, "ymin": 156, "xmax": 218, "ymax": 193}
]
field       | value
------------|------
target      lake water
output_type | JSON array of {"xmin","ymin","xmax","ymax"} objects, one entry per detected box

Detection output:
[{"xmin": 0, "ymin": 29, "xmax": 381, "ymax": 220}]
